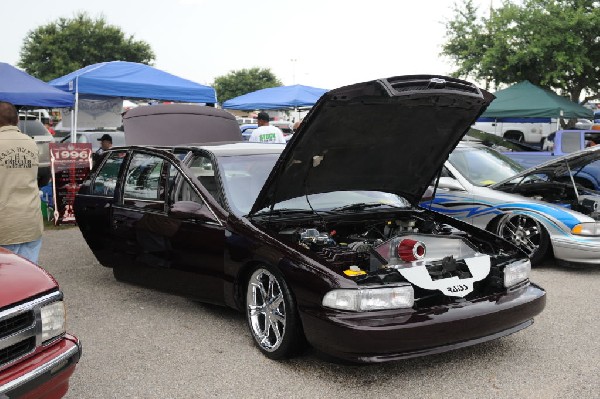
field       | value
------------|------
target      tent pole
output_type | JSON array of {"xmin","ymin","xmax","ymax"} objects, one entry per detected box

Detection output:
[{"xmin": 72, "ymin": 77, "xmax": 79, "ymax": 143}]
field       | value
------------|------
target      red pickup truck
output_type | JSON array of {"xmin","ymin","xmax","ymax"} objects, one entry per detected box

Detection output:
[{"xmin": 0, "ymin": 248, "xmax": 81, "ymax": 398}]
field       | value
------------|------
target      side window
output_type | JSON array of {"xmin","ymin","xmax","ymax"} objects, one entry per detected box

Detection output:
[
  {"xmin": 168, "ymin": 166, "xmax": 219, "ymax": 222},
  {"xmin": 92, "ymin": 151, "xmax": 126, "ymax": 196},
  {"xmin": 169, "ymin": 166, "xmax": 204, "ymax": 204},
  {"xmin": 188, "ymin": 154, "xmax": 219, "ymax": 201},
  {"xmin": 123, "ymin": 153, "xmax": 165, "ymax": 201},
  {"xmin": 561, "ymin": 131, "xmax": 582, "ymax": 153}
]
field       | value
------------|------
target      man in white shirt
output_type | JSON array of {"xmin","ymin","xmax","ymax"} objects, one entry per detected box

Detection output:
[{"xmin": 248, "ymin": 112, "xmax": 286, "ymax": 144}]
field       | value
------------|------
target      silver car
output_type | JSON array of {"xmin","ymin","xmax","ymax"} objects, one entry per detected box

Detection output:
[{"xmin": 424, "ymin": 142, "xmax": 600, "ymax": 266}]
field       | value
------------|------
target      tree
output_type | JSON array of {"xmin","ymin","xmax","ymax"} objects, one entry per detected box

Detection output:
[
  {"xmin": 442, "ymin": 0, "xmax": 600, "ymax": 102},
  {"xmin": 213, "ymin": 68, "xmax": 282, "ymax": 104},
  {"xmin": 18, "ymin": 13, "xmax": 155, "ymax": 81}
]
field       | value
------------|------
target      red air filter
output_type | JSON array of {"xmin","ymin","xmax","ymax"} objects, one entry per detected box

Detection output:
[{"xmin": 397, "ymin": 239, "xmax": 426, "ymax": 262}]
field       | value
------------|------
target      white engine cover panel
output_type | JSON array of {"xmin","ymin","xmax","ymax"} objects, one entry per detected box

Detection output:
[{"xmin": 396, "ymin": 255, "xmax": 491, "ymax": 297}]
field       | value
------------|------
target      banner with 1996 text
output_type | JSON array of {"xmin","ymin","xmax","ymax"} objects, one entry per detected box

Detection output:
[{"xmin": 49, "ymin": 143, "xmax": 93, "ymax": 225}]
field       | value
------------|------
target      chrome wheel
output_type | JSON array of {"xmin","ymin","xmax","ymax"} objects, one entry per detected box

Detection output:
[
  {"xmin": 246, "ymin": 268, "xmax": 286, "ymax": 353},
  {"xmin": 497, "ymin": 214, "xmax": 547, "ymax": 261}
]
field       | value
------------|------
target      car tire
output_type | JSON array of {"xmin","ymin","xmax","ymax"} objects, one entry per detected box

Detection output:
[
  {"xmin": 495, "ymin": 214, "xmax": 550, "ymax": 265},
  {"xmin": 245, "ymin": 265, "xmax": 303, "ymax": 360}
]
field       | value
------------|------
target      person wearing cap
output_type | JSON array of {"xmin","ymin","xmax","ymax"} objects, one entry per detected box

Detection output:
[
  {"xmin": 93, "ymin": 133, "xmax": 113, "ymax": 165},
  {"xmin": 97, "ymin": 133, "xmax": 113, "ymax": 152},
  {"xmin": 248, "ymin": 112, "xmax": 286, "ymax": 144},
  {"xmin": 0, "ymin": 101, "xmax": 44, "ymax": 263}
]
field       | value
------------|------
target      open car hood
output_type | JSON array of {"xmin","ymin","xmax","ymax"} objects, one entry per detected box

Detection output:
[
  {"xmin": 492, "ymin": 145, "xmax": 600, "ymax": 188},
  {"xmin": 250, "ymin": 75, "xmax": 494, "ymax": 214}
]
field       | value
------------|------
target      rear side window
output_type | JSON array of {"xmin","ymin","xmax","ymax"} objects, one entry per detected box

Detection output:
[
  {"xmin": 92, "ymin": 152, "xmax": 126, "ymax": 196},
  {"xmin": 123, "ymin": 153, "xmax": 165, "ymax": 201}
]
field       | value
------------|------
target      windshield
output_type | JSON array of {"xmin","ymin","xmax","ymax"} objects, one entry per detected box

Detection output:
[
  {"xmin": 218, "ymin": 153, "xmax": 279, "ymax": 215},
  {"xmin": 217, "ymin": 153, "xmax": 411, "ymax": 216},
  {"xmin": 449, "ymin": 146, "xmax": 524, "ymax": 186}
]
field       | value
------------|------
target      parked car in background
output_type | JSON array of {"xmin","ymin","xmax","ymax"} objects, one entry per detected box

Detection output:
[
  {"xmin": 425, "ymin": 142, "xmax": 600, "ymax": 266},
  {"xmin": 472, "ymin": 117, "xmax": 557, "ymax": 143},
  {"xmin": 74, "ymin": 75, "xmax": 545, "ymax": 362},
  {"xmin": 0, "ymin": 248, "xmax": 81, "ymax": 398},
  {"xmin": 239, "ymin": 123, "xmax": 257, "ymax": 141},
  {"xmin": 236, "ymin": 117, "xmax": 257, "ymax": 125},
  {"xmin": 18, "ymin": 116, "xmax": 53, "ymax": 187},
  {"xmin": 60, "ymin": 131, "xmax": 126, "ymax": 152},
  {"xmin": 503, "ymin": 129, "xmax": 600, "ymax": 170}
]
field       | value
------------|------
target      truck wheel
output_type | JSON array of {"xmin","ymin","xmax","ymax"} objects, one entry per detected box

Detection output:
[
  {"xmin": 495, "ymin": 214, "xmax": 549, "ymax": 265},
  {"xmin": 245, "ymin": 265, "xmax": 304, "ymax": 359}
]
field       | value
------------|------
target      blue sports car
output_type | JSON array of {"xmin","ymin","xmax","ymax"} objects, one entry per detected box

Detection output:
[{"xmin": 424, "ymin": 142, "xmax": 600, "ymax": 266}]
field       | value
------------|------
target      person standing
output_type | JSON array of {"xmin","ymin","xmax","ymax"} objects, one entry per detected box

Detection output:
[
  {"xmin": 93, "ymin": 133, "xmax": 113, "ymax": 165},
  {"xmin": 0, "ymin": 102, "xmax": 43, "ymax": 263},
  {"xmin": 96, "ymin": 133, "xmax": 113, "ymax": 155},
  {"xmin": 248, "ymin": 112, "xmax": 286, "ymax": 144}
]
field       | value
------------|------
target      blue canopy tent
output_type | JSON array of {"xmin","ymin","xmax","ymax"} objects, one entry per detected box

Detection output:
[
  {"xmin": 0, "ymin": 62, "xmax": 74, "ymax": 107},
  {"xmin": 49, "ymin": 61, "xmax": 217, "ymax": 138},
  {"xmin": 222, "ymin": 84, "xmax": 327, "ymax": 110}
]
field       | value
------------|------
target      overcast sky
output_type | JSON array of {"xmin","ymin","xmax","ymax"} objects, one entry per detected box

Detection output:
[{"xmin": 1, "ymin": 0, "xmax": 489, "ymax": 90}]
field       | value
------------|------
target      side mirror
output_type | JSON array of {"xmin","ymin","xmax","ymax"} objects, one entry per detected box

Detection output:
[
  {"xmin": 437, "ymin": 176, "xmax": 465, "ymax": 191},
  {"xmin": 169, "ymin": 201, "xmax": 216, "ymax": 222}
]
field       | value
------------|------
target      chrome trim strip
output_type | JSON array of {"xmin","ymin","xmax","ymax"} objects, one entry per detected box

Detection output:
[
  {"xmin": 0, "ymin": 292, "xmax": 61, "ymax": 323},
  {"xmin": 122, "ymin": 198, "xmax": 165, "ymax": 204},
  {"xmin": 0, "ymin": 342, "xmax": 79, "ymax": 394},
  {"xmin": 0, "ymin": 326, "xmax": 36, "ymax": 350}
]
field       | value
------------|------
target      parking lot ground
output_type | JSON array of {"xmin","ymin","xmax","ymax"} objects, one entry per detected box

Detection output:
[{"xmin": 39, "ymin": 228, "xmax": 600, "ymax": 399}]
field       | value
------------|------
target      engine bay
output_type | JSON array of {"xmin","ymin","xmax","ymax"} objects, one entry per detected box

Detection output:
[{"xmin": 263, "ymin": 209, "xmax": 520, "ymax": 298}]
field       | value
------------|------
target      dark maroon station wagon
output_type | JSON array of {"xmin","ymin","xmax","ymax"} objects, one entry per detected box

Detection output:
[{"xmin": 74, "ymin": 75, "xmax": 545, "ymax": 362}]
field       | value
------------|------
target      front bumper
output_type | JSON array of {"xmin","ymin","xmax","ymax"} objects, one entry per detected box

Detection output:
[
  {"xmin": 551, "ymin": 236, "xmax": 600, "ymax": 265},
  {"xmin": 0, "ymin": 334, "xmax": 81, "ymax": 399},
  {"xmin": 301, "ymin": 283, "xmax": 545, "ymax": 363}
]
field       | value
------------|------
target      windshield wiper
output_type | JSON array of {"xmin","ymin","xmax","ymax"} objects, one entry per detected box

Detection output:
[{"xmin": 331, "ymin": 202, "xmax": 398, "ymax": 212}]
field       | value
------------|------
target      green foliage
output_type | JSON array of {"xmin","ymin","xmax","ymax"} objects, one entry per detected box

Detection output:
[
  {"xmin": 18, "ymin": 13, "xmax": 155, "ymax": 81},
  {"xmin": 213, "ymin": 68, "xmax": 282, "ymax": 104},
  {"xmin": 442, "ymin": 0, "xmax": 600, "ymax": 102}
]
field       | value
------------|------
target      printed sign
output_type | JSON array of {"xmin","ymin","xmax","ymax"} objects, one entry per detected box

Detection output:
[
  {"xmin": 61, "ymin": 96, "xmax": 122, "ymax": 129},
  {"xmin": 49, "ymin": 143, "xmax": 93, "ymax": 225}
]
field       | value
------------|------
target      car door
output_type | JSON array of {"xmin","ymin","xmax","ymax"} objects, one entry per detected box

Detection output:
[
  {"xmin": 74, "ymin": 150, "xmax": 128, "ymax": 266},
  {"xmin": 111, "ymin": 150, "xmax": 226, "ymax": 303},
  {"xmin": 165, "ymin": 158, "xmax": 226, "ymax": 303}
]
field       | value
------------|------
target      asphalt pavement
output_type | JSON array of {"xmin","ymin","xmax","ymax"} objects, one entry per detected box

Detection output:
[{"xmin": 39, "ymin": 228, "xmax": 600, "ymax": 399}]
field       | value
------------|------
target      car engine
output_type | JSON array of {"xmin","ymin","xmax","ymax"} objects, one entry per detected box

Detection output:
[{"xmin": 271, "ymin": 211, "xmax": 517, "ymax": 296}]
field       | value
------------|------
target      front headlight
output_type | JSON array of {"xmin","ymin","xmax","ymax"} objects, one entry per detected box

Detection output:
[
  {"xmin": 571, "ymin": 223, "xmax": 600, "ymax": 236},
  {"xmin": 322, "ymin": 286, "xmax": 414, "ymax": 311},
  {"xmin": 41, "ymin": 301, "xmax": 66, "ymax": 342},
  {"xmin": 504, "ymin": 259, "xmax": 531, "ymax": 288}
]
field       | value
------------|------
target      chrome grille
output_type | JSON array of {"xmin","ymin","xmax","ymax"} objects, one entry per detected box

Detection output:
[
  {"xmin": 0, "ymin": 311, "xmax": 34, "ymax": 337},
  {"xmin": 0, "ymin": 291, "xmax": 62, "ymax": 370},
  {"xmin": 0, "ymin": 337, "xmax": 35, "ymax": 366}
]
